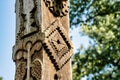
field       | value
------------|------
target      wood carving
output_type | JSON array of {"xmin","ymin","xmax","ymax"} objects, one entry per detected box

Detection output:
[
  {"xmin": 43, "ymin": 19, "xmax": 73, "ymax": 69},
  {"xmin": 43, "ymin": 0, "xmax": 69, "ymax": 17},
  {"xmin": 31, "ymin": 59, "xmax": 42, "ymax": 80},
  {"xmin": 13, "ymin": 35, "xmax": 43, "ymax": 80},
  {"xmin": 15, "ymin": 60, "xmax": 27, "ymax": 80},
  {"xmin": 13, "ymin": 0, "xmax": 73, "ymax": 79},
  {"xmin": 18, "ymin": 0, "xmax": 40, "ymax": 38}
]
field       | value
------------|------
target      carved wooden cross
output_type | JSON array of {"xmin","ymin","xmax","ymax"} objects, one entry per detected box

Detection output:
[{"xmin": 13, "ymin": 0, "xmax": 73, "ymax": 80}]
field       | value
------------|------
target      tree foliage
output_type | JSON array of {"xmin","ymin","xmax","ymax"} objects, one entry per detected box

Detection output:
[
  {"xmin": 70, "ymin": 0, "xmax": 120, "ymax": 80},
  {"xmin": 0, "ymin": 77, "xmax": 2, "ymax": 80}
]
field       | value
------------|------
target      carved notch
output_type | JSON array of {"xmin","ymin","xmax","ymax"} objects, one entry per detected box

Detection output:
[{"xmin": 43, "ymin": 0, "xmax": 69, "ymax": 17}]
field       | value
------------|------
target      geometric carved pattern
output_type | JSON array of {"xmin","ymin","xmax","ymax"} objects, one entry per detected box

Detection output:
[
  {"xmin": 43, "ymin": 0, "xmax": 68, "ymax": 17},
  {"xmin": 15, "ymin": 61, "xmax": 26, "ymax": 80},
  {"xmin": 18, "ymin": 0, "xmax": 39, "ymax": 39},
  {"xmin": 48, "ymin": 30, "xmax": 68, "ymax": 56},
  {"xmin": 14, "ymin": 0, "xmax": 73, "ymax": 80},
  {"xmin": 13, "ymin": 34, "xmax": 43, "ymax": 60},
  {"xmin": 31, "ymin": 59, "xmax": 42, "ymax": 80},
  {"xmin": 13, "ymin": 33, "xmax": 43, "ymax": 80},
  {"xmin": 43, "ymin": 19, "xmax": 73, "ymax": 70}
]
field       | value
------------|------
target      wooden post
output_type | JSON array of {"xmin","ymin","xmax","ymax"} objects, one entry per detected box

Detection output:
[{"xmin": 12, "ymin": 0, "xmax": 73, "ymax": 80}]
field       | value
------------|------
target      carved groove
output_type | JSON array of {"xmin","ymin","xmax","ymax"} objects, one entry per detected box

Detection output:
[
  {"xmin": 31, "ymin": 59, "xmax": 42, "ymax": 80},
  {"xmin": 43, "ymin": 20, "xmax": 73, "ymax": 69},
  {"xmin": 14, "ymin": 0, "xmax": 73, "ymax": 79},
  {"xmin": 15, "ymin": 60, "xmax": 27, "ymax": 80},
  {"xmin": 17, "ymin": 0, "xmax": 39, "ymax": 39},
  {"xmin": 13, "ymin": 35, "xmax": 43, "ymax": 80},
  {"xmin": 43, "ymin": 0, "xmax": 69, "ymax": 17}
]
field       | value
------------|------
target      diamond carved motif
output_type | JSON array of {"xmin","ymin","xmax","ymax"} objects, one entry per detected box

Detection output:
[
  {"xmin": 43, "ymin": 19, "xmax": 73, "ymax": 69},
  {"xmin": 48, "ymin": 29, "xmax": 68, "ymax": 57}
]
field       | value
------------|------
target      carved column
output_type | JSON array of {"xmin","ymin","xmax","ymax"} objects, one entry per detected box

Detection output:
[{"xmin": 13, "ymin": 0, "xmax": 73, "ymax": 80}]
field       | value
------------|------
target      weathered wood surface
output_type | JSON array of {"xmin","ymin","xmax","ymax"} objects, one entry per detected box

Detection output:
[{"xmin": 13, "ymin": 0, "xmax": 73, "ymax": 80}]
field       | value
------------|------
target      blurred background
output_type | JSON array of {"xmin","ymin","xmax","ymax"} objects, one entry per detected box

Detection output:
[{"xmin": 71, "ymin": 0, "xmax": 120, "ymax": 80}]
